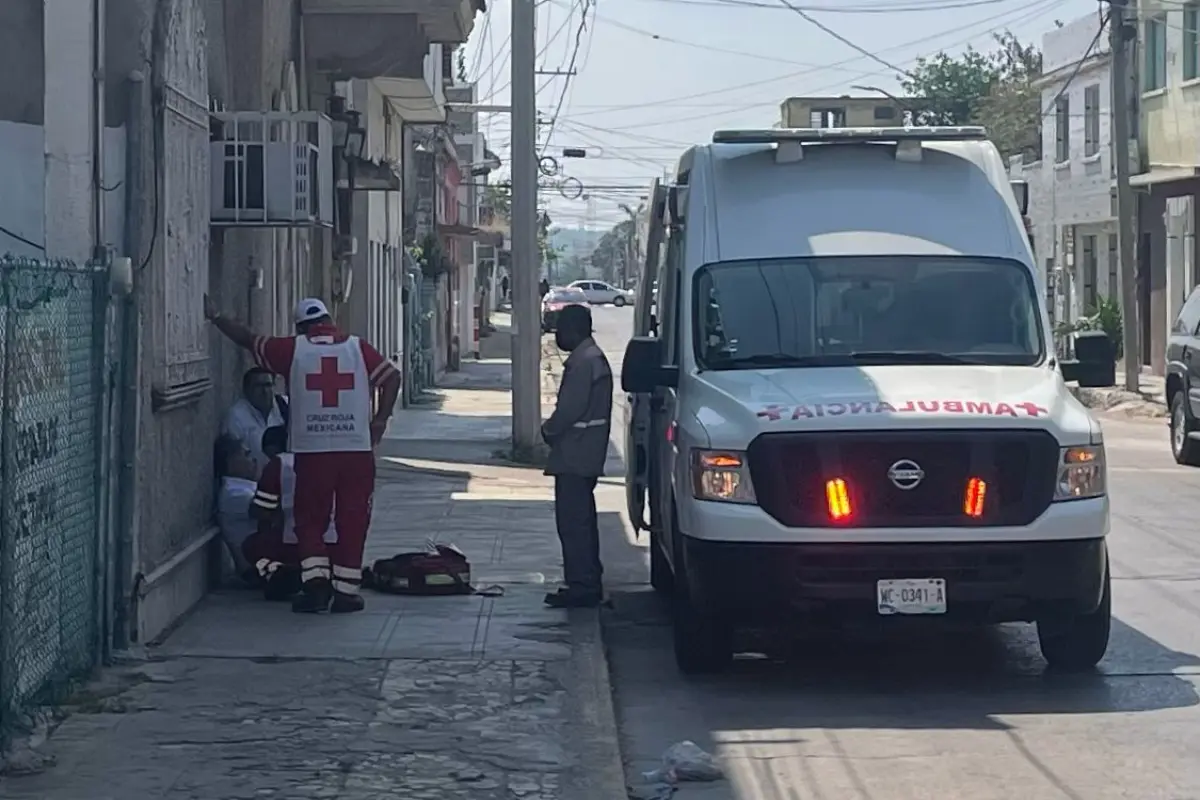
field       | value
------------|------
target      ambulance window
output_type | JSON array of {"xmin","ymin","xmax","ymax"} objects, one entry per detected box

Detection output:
[
  {"xmin": 694, "ymin": 256, "xmax": 1042, "ymax": 368},
  {"xmin": 660, "ymin": 232, "xmax": 683, "ymax": 366}
]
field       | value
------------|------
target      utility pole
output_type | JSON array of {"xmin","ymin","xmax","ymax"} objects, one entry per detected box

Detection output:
[
  {"xmin": 1111, "ymin": 0, "xmax": 1139, "ymax": 392},
  {"xmin": 510, "ymin": 0, "xmax": 541, "ymax": 454}
]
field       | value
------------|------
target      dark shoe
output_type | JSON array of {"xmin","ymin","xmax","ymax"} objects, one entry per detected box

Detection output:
[
  {"xmin": 264, "ymin": 568, "xmax": 301, "ymax": 602},
  {"xmin": 291, "ymin": 580, "xmax": 332, "ymax": 614},
  {"xmin": 544, "ymin": 589, "xmax": 602, "ymax": 608},
  {"xmin": 330, "ymin": 592, "xmax": 366, "ymax": 614}
]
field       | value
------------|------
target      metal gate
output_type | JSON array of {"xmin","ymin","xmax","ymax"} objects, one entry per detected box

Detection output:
[{"xmin": 0, "ymin": 256, "xmax": 118, "ymax": 746}]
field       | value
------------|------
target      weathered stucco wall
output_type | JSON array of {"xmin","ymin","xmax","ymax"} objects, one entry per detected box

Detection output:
[{"xmin": 118, "ymin": 0, "xmax": 314, "ymax": 642}]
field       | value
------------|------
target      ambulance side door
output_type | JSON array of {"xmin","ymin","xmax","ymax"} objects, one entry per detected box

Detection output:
[{"xmin": 624, "ymin": 183, "xmax": 666, "ymax": 532}]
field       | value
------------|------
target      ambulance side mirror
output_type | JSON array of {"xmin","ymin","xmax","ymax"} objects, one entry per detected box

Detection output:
[{"xmin": 622, "ymin": 336, "xmax": 678, "ymax": 393}]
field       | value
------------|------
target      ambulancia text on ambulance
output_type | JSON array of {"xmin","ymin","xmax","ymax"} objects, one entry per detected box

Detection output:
[{"xmin": 620, "ymin": 126, "xmax": 1110, "ymax": 674}]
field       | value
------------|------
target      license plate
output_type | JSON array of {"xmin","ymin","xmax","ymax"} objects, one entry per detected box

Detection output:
[{"xmin": 876, "ymin": 578, "xmax": 946, "ymax": 615}]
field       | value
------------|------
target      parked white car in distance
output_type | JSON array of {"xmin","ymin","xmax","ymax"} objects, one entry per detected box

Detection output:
[{"xmin": 568, "ymin": 279, "xmax": 633, "ymax": 306}]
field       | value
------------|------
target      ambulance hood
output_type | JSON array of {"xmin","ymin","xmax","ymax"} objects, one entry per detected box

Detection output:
[{"xmin": 689, "ymin": 364, "xmax": 1097, "ymax": 446}]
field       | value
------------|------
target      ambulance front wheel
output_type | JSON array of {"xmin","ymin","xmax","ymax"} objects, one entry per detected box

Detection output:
[
  {"xmin": 670, "ymin": 512, "xmax": 733, "ymax": 674},
  {"xmin": 1036, "ymin": 563, "xmax": 1111, "ymax": 672}
]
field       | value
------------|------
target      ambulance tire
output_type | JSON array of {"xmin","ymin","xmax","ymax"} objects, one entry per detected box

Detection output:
[
  {"xmin": 1036, "ymin": 563, "xmax": 1111, "ymax": 672},
  {"xmin": 649, "ymin": 529, "xmax": 672, "ymax": 594},
  {"xmin": 670, "ymin": 510, "xmax": 734, "ymax": 675}
]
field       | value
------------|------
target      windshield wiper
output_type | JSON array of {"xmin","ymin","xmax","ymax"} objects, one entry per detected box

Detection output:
[
  {"xmin": 848, "ymin": 350, "xmax": 978, "ymax": 365},
  {"xmin": 709, "ymin": 353, "xmax": 848, "ymax": 369}
]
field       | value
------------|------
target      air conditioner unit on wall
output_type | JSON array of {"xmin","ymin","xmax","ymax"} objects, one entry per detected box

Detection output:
[{"xmin": 210, "ymin": 111, "xmax": 334, "ymax": 227}]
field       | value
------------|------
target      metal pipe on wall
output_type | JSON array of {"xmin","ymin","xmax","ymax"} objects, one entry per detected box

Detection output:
[{"xmin": 114, "ymin": 69, "xmax": 146, "ymax": 650}]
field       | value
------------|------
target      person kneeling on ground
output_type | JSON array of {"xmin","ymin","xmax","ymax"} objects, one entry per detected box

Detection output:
[
  {"xmin": 214, "ymin": 434, "xmax": 262, "ymax": 585},
  {"xmin": 246, "ymin": 426, "xmax": 339, "ymax": 601}
]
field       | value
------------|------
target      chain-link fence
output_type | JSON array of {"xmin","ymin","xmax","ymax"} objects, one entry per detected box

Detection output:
[{"xmin": 0, "ymin": 255, "xmax": 116, "ymax": 746}]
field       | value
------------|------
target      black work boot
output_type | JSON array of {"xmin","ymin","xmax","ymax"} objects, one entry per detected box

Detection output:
[
  {"xmin": 264, "ymin": 567, "xmax": 301, "ymax": 602},
  {"xmin": 544, "ymin": 588, "xmax": 602, "ymax": 608},
  {"xmin": 291, "ymin": 579, "xmax": 333, "ymax": 614},
  {"xmin": 330, "ymin": 592, "xmax": 366, "ymax": 614}
]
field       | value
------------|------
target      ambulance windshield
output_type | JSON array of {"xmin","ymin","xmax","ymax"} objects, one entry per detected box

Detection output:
[{"xmin": 694, "ymin": 256, "xmax": 1044, "ymax": 370}]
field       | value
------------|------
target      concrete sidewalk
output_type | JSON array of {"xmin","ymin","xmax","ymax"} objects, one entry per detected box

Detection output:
[
  {"xmin": 1069, "ymin": 369, "xmax": 1168, "ymax": 419},
  {"xmin": 0, "ymin": 320, "xmax": 634, "ymax": 800}
]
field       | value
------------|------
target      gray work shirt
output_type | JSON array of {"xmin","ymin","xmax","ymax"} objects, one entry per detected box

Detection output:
[{"xmin": 542, "ymin": 337, "xmax": 613, "ymax": 477}]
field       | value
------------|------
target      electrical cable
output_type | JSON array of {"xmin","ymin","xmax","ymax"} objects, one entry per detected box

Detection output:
[
  {"xmin": 773, "ymin": 0, "xmax": 917, "ymax": 79},
  {"xmin": 545, "ymin": 0, "xmax": 824, "ymax": 67},
  {"xmin": 538, "ymin": 0, "xmax": 590, "ymax": 156},
  {"xmin": 555, "ymin": 0, "xmax": 1062, "ymax": 132},
  {"xmin": 616, "ymin": 0, "xmax": 1019, "ymax": 11},
  {"xmin": 545, "ymin": 0, "xmax": 1058, "ymax": 122},
  {"xmin": 0, "ymin": 225, "xmax": 45, "ymax": 252}
]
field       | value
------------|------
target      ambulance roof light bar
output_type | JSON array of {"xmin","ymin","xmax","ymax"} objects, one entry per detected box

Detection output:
[
  {"xmin": 711, "ymin": 126, "xmax": 988, "ymax": 145},
  {"xmin": 712, "ymin": 126, "xmax": 989, "ymax": 164}
]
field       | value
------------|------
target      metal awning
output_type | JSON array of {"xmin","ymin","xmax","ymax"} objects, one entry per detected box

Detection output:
[
  {"xmin": 375, "ymin": 78, "xmax": 446, "ymax": 124},
  {"xmin": 1131, "ymin": 166, "xmax": 1200, "ymax": 188},
  {"xmin": 339, "ymin": 157, "xmax": 402, "ymax": 191},
  {"xmin": 438, "ymin": 224, "xmax": 503, "ymax": 246}
]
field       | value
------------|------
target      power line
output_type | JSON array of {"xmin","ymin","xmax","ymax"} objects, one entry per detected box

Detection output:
[
  {"xmin": 0, "ymin": 225, "xmax": 45, "ymax": 252},
  {"xmin": 538, "ymin": 0, "xmax": 590, "ymax": 155},
  {"xmin": 544, "ymin": 0, "xmax": 1058, "ymax": 122},
  {"xmin": 774, "ymin": 0, "xmax": 916, "ymax": 79},
  {"xmin": 618, "ymin": 0, "xmax": 1018, "ymax": 10},
  {"xmin": 554, "ymin": 0, "xmax": 1062, "ymax": 132}
]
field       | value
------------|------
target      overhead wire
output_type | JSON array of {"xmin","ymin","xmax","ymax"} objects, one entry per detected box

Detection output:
[
  {"xmin": 553, "ymin": 0, "xmax": 1064, "ymax": 132},
  {"xmin": 537, "ymin": 0, "xmax": 591, "ymax": 156},
  {"xmin": 547, "ymin": 0, "xmax": 1059, "ymax": 122},
  {"xmin": 773, "ymin": 0, "xmax": 917, "ymax": 80}
]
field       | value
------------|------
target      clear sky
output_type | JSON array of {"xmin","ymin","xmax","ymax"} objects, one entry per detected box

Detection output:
[{"xmin": 460, "ymin": 0, "xmax": 1103, "ymax": 229}]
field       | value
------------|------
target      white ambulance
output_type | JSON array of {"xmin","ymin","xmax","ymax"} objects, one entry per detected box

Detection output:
[{"xmin": 621, "ymin": 127, "xmax": 1110, "ymax": 674}]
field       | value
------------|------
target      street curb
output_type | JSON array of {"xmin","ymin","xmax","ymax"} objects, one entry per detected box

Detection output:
[
  {"xmin": 1068, "ymin": 384, "xmax": 1169, "ymax": 419},
  {"xmin": 540, "ymin": 339, "xmax": 627, "ymax": 798},
  {"xmin": 559, "ymin": 609, "xmax": 630, "ymax": 800}
]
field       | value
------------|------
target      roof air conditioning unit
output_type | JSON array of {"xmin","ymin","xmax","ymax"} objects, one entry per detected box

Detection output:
[{"xmin": 211, "ymin": 111, "xmax": 334, "ymax": 227}]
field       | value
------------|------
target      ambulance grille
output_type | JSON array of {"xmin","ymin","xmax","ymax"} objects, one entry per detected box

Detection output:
[{"xmin": 747, "ymin": 429, "xmax": 1060, "ymax": 528}]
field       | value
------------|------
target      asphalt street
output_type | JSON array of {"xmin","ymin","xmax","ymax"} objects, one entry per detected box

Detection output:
[{"xmin": 584, "ymin": 304, "xmax": 1200, "ymax": 800}]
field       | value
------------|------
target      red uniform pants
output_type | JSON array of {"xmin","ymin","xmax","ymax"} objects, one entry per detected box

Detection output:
[{"xmin": 293, "ymin": 450, "xmax": 376, "ymax": 595}]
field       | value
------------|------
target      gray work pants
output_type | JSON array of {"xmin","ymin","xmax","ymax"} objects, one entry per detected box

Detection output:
[{"xmin": 553, "ymin": 474, "xmax": 602, "ymax": 594}]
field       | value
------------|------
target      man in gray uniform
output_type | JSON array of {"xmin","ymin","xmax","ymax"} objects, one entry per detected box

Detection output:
[{"xmin": 541, "ymin": 303, "xmax": 613, "ymax": 608}]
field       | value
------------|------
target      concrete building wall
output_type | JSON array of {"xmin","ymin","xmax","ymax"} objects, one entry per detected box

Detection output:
[
  {"xmin": 1126, "ymin": 0, "xmax": 1200, "ymax": 372},
  {"xmin": 345, "ymin": 79, "xmax": 405, "ymax": 361},
  {"xmin": 1140, "ymin": 0, "xmax": 1200, "ymax": 170},
  {"xmin": 1014, "ymin": 13, "xmax": 1119, "ymax": 332},
  {"xmin": 119, "ymin": 0, "xmax": 317, "ymax": 643}
]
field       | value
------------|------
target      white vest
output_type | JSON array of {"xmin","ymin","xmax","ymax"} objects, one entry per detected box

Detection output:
[
  {"xmin": 278, "ymin": 453, "xmax": 337, "ymax": 545},
  {"xmin": 288, "ymin": 334, "xmax": 373, "ymax": 453}
]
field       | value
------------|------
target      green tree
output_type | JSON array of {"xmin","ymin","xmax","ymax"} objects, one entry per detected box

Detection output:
[
  {"xmin": 483, "ymin": 182, "xmax": 556, "ymax": 273},
  {"xmin": 589, "ymin": 219, "xmax": 635, "ymax": 284},
  {"xmin": 899, "ymin": 31, "xmax": 1043, "ymax": 159}
]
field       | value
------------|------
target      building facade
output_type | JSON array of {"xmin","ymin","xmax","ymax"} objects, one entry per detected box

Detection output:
[
  {"xmin": 1134, "ymin": 0, "xmax": 1200, "ymax": 374},
  {"xmin": 0, "ymin": 0, "xmax": 481, "ymax": 742},
  {"xmin": 1012, "ymin": 13, "xmax": 1118, "ymax": 338}
]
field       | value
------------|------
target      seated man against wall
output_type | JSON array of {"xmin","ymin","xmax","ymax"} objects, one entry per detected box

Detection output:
[
  {"xmin": 246, "ymin": 426, "xmax": 339, "ymax": 601},
  {"xmin": 222, "ymin": 367, "xmax": 289, "ymax": 477},
  {"xmin": 214, "ymin": 434, "xmax": 261, "ymax": 584}
]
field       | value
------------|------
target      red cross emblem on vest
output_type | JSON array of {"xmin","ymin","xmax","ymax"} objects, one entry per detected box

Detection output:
[{"xmin": 306, "ymin": 356, "xmax": 356, "ymax": 408}]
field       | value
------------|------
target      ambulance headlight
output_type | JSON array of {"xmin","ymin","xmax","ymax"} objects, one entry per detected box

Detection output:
[
  {"xmin": 1054, "ymin": 445, "xmax": 1106, "ymax": 500},
  {"xmin": 691, "ymin": 449, "xmax": 757, "ymax": 503}
]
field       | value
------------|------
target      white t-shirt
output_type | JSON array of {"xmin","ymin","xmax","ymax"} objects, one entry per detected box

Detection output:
[
  {"xmin": 222, "ymin": 397, "xmax": 286, "ymax": 476},
  {"xmin": 217, "ymin": 476, "xmax": 258, "ymax": 572}
]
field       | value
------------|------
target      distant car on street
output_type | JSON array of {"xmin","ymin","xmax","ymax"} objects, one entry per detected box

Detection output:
[
  {"xmin": 1167, "ymin": 285, "xmax": 1200, "ymax": 465},
  {"xmin": 568, "ymin": 279, "xmax": 633, "ymax": 307},
  {"xmin": 542, "ymin": 287, "xmax": 589, "ymax": 333}
]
